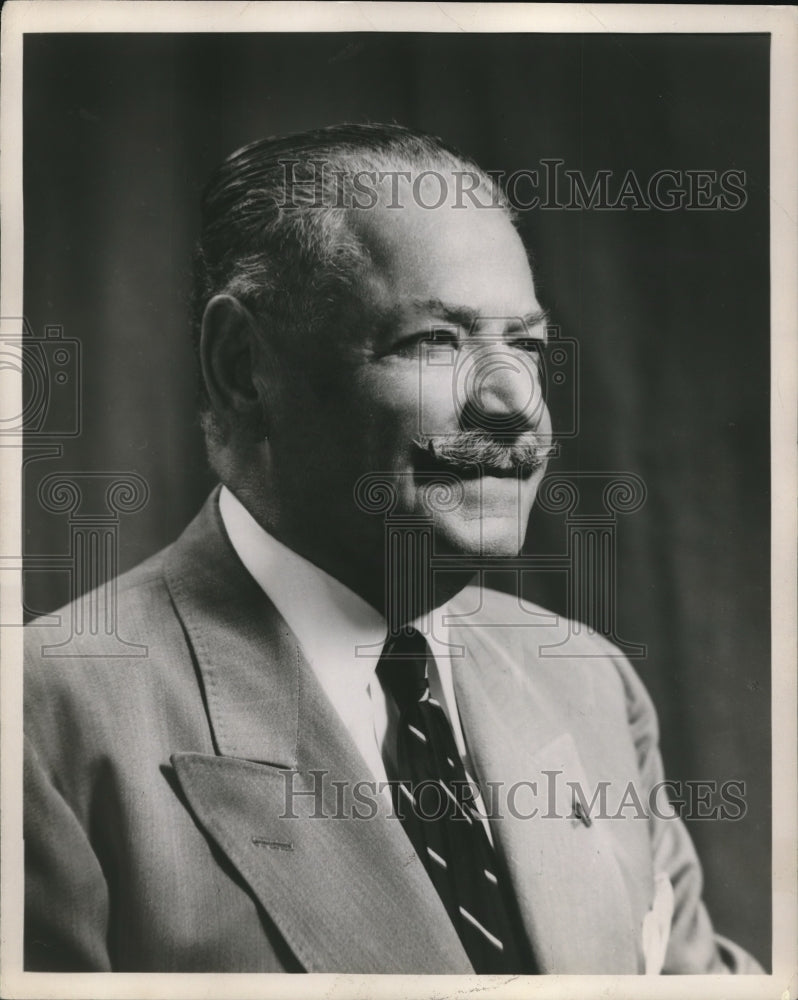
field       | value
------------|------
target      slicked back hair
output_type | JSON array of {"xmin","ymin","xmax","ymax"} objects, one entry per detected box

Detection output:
[{"xmin": 192, "ymin": 122, "xmax": 512, "ymax": 449}]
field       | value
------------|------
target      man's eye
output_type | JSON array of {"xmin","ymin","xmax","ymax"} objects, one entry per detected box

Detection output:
[
  {"xmin": 393, "ymin": 331, "xmax": 458, "ymax": 356},
  {"xmin": 511, "ymin": 337, "xmax": 547, "ymax": 357}
]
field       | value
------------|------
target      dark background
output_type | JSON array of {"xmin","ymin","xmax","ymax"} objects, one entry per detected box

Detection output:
[{"xmin": 23, "ymin": 32, "xmax": 771, "ymax": 965}]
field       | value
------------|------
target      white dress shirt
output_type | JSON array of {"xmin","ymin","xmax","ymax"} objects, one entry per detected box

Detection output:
[{"xmin": 219, "ymin": 486, "xmax": 487, "ymax": 826}]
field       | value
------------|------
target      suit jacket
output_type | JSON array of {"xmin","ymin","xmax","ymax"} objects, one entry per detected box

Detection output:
[{"xmin": 24, "ymin": 488, "xmax": 762, "ymax": 973}]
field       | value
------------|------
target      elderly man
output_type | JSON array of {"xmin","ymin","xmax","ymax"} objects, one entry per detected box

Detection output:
[{"xmin": 24, "ymin": 123, "xmax": 761, "ymax": 974}]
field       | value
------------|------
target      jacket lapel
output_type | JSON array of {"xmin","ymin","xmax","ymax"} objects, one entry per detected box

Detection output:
[
  {"xmin": 164, "ymin": 491, "xmax": 472, "ymax": 973},
  {"xmin": 450, "ymin": 616, "xmax": 640, "ymax": 974}
]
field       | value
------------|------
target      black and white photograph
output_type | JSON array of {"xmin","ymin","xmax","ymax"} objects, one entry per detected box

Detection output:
[{"xmin": 1, "ymin": 3, "xmax": 795, "ymax": 998}]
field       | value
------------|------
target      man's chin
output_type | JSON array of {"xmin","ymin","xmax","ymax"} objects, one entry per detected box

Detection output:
[
  {"xmin": 431, "ymin": 512, "xmax": 528, "ymax": 560},
  {"xmin": 412, "ymin": 473, "xmax": 535, "ymax": 557}
]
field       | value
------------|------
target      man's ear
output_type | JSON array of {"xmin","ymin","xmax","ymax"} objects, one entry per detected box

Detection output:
[{"xmin": 200, "ymin": 295, "xmax": 274, "ymax": 440}]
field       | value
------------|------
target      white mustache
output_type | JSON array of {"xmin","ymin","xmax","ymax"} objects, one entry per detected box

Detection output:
[{"xmin": 412, "ymin": 431, "xmax": 554, "ymax": 476}]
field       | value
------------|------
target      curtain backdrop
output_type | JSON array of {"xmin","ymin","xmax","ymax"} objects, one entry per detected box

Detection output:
[{"xmin": 23, "ymin": 32, "xmax": 770, "ymax": 965}]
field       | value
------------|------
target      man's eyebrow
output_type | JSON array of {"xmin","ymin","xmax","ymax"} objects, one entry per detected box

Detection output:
[
  {"xmin": 409, "ymin": 298, "xmax": 480, "ymax": 329},
  {"xmin": 511, "ymin": 308, "xmax": 551, "ymax": 333},
  {"xmin": 410, "ymin": 298, "xmax": 551, "ymax": 333}
]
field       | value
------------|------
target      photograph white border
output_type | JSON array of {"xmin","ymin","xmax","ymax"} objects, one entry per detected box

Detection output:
[{"xmin": 1, "ymin": 4, "xmax": 795, "ymax": 998}]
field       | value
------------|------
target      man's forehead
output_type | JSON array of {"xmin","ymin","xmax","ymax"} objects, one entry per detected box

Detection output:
[
  {"xmin": 350, "ymin": 196, "xmax": 539, "ymax": 324},
  {"xmin": 351, "ymin": 183, "xmax": 518, "ymax": 246}
]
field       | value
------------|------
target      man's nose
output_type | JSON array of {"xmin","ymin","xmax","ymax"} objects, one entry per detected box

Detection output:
[{"xmin": 456, "ymin": 343, "xmax": 546, "ymax": 434}]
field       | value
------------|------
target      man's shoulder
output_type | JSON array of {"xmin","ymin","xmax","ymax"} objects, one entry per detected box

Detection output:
[
  {"xmin": 22, "ymin": 533, "xmax": 202, "ymax": 740},
  {"xmin": 450, "ymin": 584, "xmax": 650, "ymax": 717},
  {"xmin": 450, "ymin": 584, "xmax": 625, "ymax": 659},
  {"xmin": 25, "ymin": 543, "xmax": 175, "ymax": 656},
  {"xmin": 22, "ymin": 530, "xmax": 216, "ymax": 769},
  {"xmin": 25, "ymin": 489, "xmax": 223, "ymax": 665}
]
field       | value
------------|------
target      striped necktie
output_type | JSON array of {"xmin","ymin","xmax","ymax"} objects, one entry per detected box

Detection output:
[{"xmin": 377, "ymin": 627, "xmax": 534, "ymax": 973}]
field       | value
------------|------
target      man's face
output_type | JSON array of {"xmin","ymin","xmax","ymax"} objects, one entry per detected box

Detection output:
[{"xmin": 266, "ymin": 177, "xmax": 552, "ymax": 583}]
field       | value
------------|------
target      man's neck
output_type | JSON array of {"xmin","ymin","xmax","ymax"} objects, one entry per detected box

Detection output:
[{"xmin": 224, "ymin": 481, "xmax": 475, "ymax": 627}]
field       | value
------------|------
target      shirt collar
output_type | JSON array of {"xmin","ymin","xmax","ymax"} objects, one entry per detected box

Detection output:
[
  {"xmin": 219, "ymin": 486, "xmax": 388, "ymax": 688},
  {"xmin": 218, "ymin": 485, "xmax": 465, "ymax": 774}
]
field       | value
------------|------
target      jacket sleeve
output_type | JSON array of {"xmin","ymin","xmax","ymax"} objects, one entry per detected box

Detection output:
[
  {"xmin": 24, "ymin": 732, "xmax": 112, "ymax": 971},
  {"xmin": 610, "ymin": 651, "xmax": 764, "ymax": 974}
]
